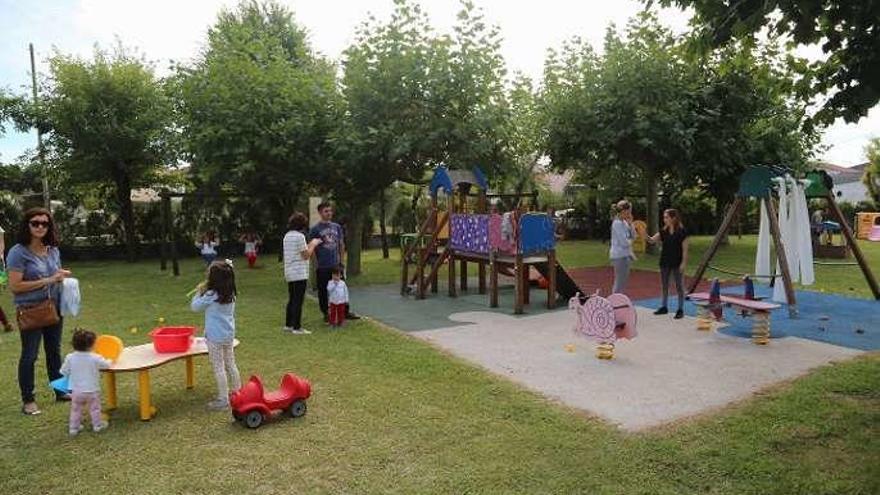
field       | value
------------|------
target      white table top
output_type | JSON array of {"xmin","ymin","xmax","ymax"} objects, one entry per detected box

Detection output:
[{"xmin": 104, "ymin": 337, "xmax": 240, "ymax": 372}]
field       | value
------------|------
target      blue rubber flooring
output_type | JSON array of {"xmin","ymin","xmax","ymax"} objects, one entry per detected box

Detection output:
[{"xmin": 636, "ymin": 285, "xmax": 879, "ymax": 351}]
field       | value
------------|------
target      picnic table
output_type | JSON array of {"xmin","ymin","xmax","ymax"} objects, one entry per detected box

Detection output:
[{"xmin": 102, "ymin": 337, "xmax": 240, "ymax": 420}]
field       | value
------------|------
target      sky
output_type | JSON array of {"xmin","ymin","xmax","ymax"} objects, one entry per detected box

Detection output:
[{"xmin": 1, "ymin": 0, "xmax": 877, "ymax": 167}]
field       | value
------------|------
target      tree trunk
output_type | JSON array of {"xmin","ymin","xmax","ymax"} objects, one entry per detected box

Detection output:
[
  {"xmin": 346, "ymin": 206, "xmax": 366, "ymax": 277},
  {"xmin": 114, "ymin": 171, "xmax": 137, "ymax": 263},
  {"xmin": 379, "ymin": 188, "xmax": 389, "ymax": 259},
  {"xmin": 645, "ymin": 168, "xmax": 659, "ymax": 254},
  {"xmin": 588, "ymin": 183, "xmax": 599, "ymax": 239}
]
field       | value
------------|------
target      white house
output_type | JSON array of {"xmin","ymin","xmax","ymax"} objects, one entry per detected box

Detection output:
[{"xmin": 815, "ymin": 162, "xmax": 870, "ymax": 204}]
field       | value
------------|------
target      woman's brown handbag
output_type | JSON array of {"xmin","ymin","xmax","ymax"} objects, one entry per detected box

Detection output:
[{"xmin": 16, "ymin": 288, "xmax": 60, "ymax": 331}]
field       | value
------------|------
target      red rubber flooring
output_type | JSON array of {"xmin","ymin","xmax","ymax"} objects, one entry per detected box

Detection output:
[{"xmin": 560, "ymin": 266, "xmax": 733, "ymax": 301}]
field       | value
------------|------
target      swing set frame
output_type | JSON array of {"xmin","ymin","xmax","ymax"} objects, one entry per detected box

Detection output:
[{"xmin": 688, "ymin": 167, "xmax": 880, "ymax": 316}]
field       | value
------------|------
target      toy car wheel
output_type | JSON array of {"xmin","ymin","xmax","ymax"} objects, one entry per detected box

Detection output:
[
  {"xmin": 244, "ymin": 410, "xmax": 263, "ymax": 429},
  {"xmin": 289, "ymin": 399, "xmax": 307, "ymax": 418}
]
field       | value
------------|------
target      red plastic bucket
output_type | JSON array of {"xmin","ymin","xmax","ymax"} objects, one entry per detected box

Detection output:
[{"xmin": 149, "ymin": 326, "xmax": 195, "ymax": 353}]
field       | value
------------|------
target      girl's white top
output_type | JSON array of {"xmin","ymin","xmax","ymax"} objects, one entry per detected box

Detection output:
[
  {"xmin": 327, "ymin": 279, "xmax": 349, "ymax": 305},
  {"xmin": 244, "ymin": 241, "xmax": 257, "ymax": 254},
  {"xmin": 199, "ymin": 241, "xmax": 218, "ymax": 255},
  {"xmin": 61, "ymin": 351, "xmax": 111, "ymax": 393}
]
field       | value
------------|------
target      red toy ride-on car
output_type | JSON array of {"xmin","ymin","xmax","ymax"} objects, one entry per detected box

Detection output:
[{"xmin": 230, "ymin": 373, "xmax": 311, "ymax": 428}]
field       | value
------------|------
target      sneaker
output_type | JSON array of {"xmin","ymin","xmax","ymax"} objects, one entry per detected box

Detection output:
[
  {"xmin": 288, "ymin": 328, "xmax": 312, "ymax": 335},
  {"xmin": 93, "ymin": 422, "xmax": 109, "ymax": 433},
  {"xmin": 674, "ymin": 309, "xmax": 684, "ymax": 319},
  {"xmin": 207, "ymin": 399, "xmax": 229, "ymax": 411},
  {"xmin": 69, "ymin": 424, "xmax": 84, "ymax": 437},
  {"xmin": 653, "ymin": 306, "xmax": 668, "ymax": 315}
]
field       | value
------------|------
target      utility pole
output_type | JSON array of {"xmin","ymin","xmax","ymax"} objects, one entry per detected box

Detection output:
[{"xmin": 29, "ymin": 43, "xmax": 50, "ymax": 210}]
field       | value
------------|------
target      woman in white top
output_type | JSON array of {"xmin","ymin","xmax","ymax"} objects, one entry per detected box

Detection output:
[
  {"xmin": 609, "ymin": 200, "xmax": 636, "ymax": 293},
  {"xmin": 282, "ymin": 212, "xmax": 321, "ymax": 334}
]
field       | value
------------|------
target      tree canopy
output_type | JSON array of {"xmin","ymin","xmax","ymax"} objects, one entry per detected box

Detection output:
[
  {"xmin": 650, "ymin": 0, "xmax": 880, "ymax": 124},
  {"xmin": 171, "ymin": 0, "xmax": 341, "ymax": 229},
  {"xmin": 32, "ymin": 44, "xmax": 172, "ymax": 260}
]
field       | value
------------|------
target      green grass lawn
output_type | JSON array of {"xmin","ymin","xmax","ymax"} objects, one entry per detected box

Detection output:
[{"xmin": 0, "ymin": 239, "xmax": 877, "ymax": 494}]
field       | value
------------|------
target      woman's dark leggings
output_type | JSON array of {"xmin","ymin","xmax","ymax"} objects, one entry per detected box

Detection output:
[
  {"xmin": 286, "ymin": 280, "xmax": 307, "ymax": 329},
  {"xmin": 19, "ymin": 320, "xmax": 64, "ymax": 403},
  {"xmin": 660, "ymin": 266, "xmax": 684, "ymax": 310}
]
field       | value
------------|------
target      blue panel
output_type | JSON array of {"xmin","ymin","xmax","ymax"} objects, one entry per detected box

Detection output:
[
  {"xmin": 429, "ymin": 167, "xmax": 454, "ymax": 198},
  {"xmin": 518, "ymin": 213, "xmax": 555, "ymax": 255}
]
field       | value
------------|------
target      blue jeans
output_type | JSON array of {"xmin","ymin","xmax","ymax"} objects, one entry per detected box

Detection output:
[
  {"xmin": 18, "ymin": 320, "xmax": 64, "ymax": 403},
  {"xmin": 201, "ymin": 253, "xmax": 217, "ymax": 265}
]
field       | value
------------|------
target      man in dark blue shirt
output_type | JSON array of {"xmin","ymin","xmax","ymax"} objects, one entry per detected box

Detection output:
[{"xmin": 309, "ymin": 202, "xmax": 359, "ymax": 322}]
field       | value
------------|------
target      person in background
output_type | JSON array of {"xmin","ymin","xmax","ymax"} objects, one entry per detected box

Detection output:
[
  {"xmin": 0, "ymin": 225, "xmax": 14, "ymax": 332},
  {"xmin": 327, "ymin": 266, "xmax": 349, "ymax": 327},
  {"xmin": 239, "ymin": 231, "xmax": 262, "ymax": 269},
  {"xmin": 196, "ymin": 231, "xmax": 219, "ymax": 265},
  {"xmin": 609, "ymin": 200, "xmax": 635, "ymax": 294},
  {"xmin": 309, "ymin": 202, "xmax": 360, "ymax": 323},
  {"xmin": 283, "ymin": 213, "xmax": 321, "ymax": 335},
  {"xmin": 647, "ymin": 209, "xmax": 689, "ymax": 319}
]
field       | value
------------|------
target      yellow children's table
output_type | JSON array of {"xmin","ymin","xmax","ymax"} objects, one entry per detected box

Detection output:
[{"xmin": 102, "ymin": 337, "xmax": 240, "ymax": 421}]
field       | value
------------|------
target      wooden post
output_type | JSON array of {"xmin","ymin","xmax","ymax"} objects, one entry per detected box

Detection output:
[
  {"xmin": 764, "ymin": 197, "xmax": 797, "ymax": 316},
  {"xmin": 825, "ymin": 192, "xmax": 880, "ymax": 299},
  {"xmin": 515, "ymin": 254, "xmax": 525, "ymax": 314},
  {"xmin": 547, "ymin": 250, "xmax": 557, "ymax": 309},
  {"xmin": 448, "ymin": 251, "xmax": 457, "ymax": 298},
  {"xmin": 460, "ymin": 259, "xmax": 468, "ymax": 292},
  {"xmin": 168, "ymin": 196, "xmax": 180, "ymax": 277},
  {"xmin": 159, "ymin": 193, "xmax": 169, "ymax": 271},
  {"xmin": 478, "ymin": 262, "xmax": 486, "ymax": 294},
  {"xmin": 490, "ymin": 252, "xmax": 499, "ymax": 308},
  {"xmin": 688, "ymin": 197, "xmax": 743, "ymax": 293},
  {"xmin": 522, "ymin": 262, "xmax": 531, "ymax": 306},
  {"xmin": 416, "ymin": 246, "xmax": 426, "ymax": 300}
]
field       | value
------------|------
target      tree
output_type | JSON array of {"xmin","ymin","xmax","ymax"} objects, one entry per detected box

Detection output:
[
  {"xmin": 172, "ymin": 0, "xmax": 341, "ymax": 234},
  {"xmin": 337, "ymin": 0, "xmax": 438, "ymax": 262},
  {"xmin": 650, "ymin": 0, "xmax": 880, "ymax": 124},
  {"xmin": 32, "ymin": 44, "xmax": 172, "ymax": 261},
  {"xmin": 864, "ymin": 138, "xmax": 880, "ymax": 206},
  {"xmin": 543, "ymin": 14, "xmax": 695, "ymax": 240},
  {"xmin": 336, "ymin": 0, "xmax": 510, "ymax": 273},
  {"xmin": 683, "ymin": 42, "xmax": 819, "ymax": 239},
  {"xmin": 495, "ymin": 74, "xmax": 543, "ymax": 196}
]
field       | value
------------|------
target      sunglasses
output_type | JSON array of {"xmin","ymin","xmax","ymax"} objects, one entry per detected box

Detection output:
[{"xmin": 29, "ymin": 220, "xmax": 51, "ymax": 228}]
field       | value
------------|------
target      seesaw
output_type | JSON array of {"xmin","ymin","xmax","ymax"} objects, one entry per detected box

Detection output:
[
  {"xmin": 569, "ymin": 292, "xmax": 638, "ymax": 359},
  {"xmin": 687, "ymin": 277, "xmax": 781, "ymax": 345}
]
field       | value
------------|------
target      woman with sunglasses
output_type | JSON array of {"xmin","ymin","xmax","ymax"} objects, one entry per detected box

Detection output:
[{"xmin": 7, "ymin": 207, "xmax": 71, "ymax": 415}]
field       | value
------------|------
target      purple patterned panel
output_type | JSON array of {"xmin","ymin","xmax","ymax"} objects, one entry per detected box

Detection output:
[{"xmin": 450, "ymin": 214, "xmax": 490, "ymax": 254}]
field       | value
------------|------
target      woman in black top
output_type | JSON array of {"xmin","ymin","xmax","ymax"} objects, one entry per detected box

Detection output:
[{"xmin": 648, "ymin": 209, "xmax": 689, "ymax": 319}]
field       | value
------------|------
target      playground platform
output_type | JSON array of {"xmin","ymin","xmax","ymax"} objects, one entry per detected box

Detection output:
[{"xmin": 352, "ymin": 273, "xmax": 874, "ymax": 430}]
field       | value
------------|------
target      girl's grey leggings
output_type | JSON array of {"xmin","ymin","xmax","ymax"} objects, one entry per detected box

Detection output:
[
  {"xmin": 611, "ymin": 257, "xmax": 631, "ymax": 293},
  {"xmin": 661, "ymin": 265, "xmax": 684, "ymax": 310}
]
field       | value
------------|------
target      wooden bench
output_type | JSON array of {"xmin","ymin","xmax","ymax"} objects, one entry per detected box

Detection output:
[{"xmin": 687, "ymin": 292, "xmax": 781, "ymax": 345}]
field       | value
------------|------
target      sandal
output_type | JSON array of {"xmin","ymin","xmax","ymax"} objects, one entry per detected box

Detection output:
[{"xmin": 21, "ymin": 403, "xmax": 42, "ymax": 416}]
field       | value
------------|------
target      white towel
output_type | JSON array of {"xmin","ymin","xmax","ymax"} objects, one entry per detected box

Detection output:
[
  {"xmin": 794, "ymin": 180, "xmax": 815, "ymax": 285},
  {"xmin": 755, "ymin": 199, "xmax": 771, "ymax": 279}
]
